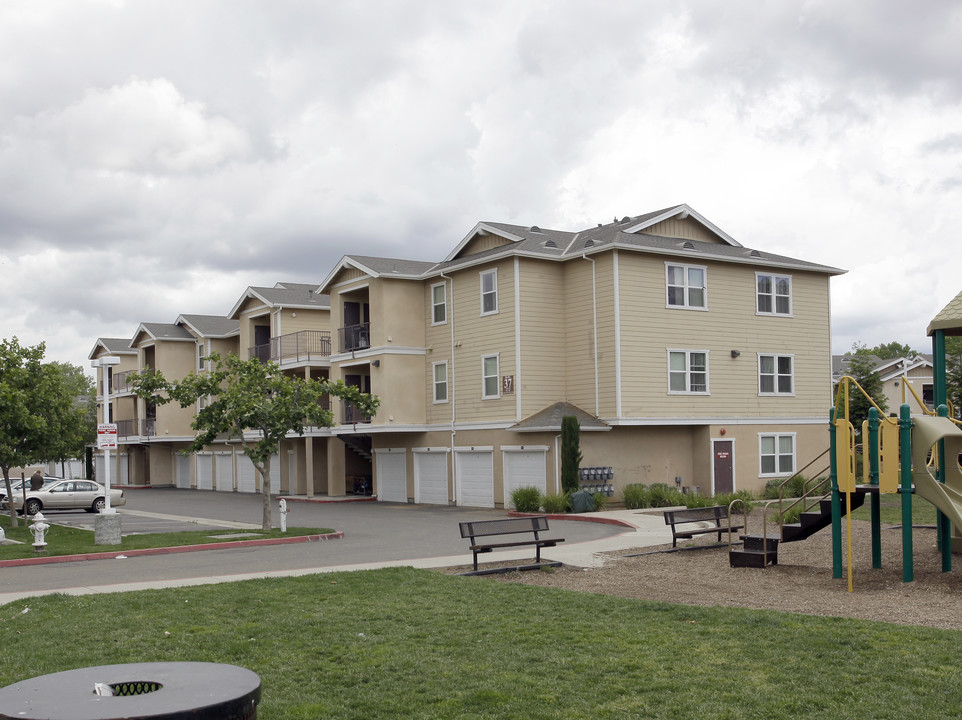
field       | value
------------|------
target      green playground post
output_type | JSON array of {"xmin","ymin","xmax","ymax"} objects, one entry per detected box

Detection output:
[
  {"xmin": 899, "ymin": 403, "xmax": 913, "ymax": 583},
  {"xmin": 938, "ymin": 403, "xmax": 952, "ymax": 572},
  {"xmin": 868, "ymin": 407, "xmax": 881, "ymax": 568},
  {"xmin": 830, "ymin": 407, "xmax": 842, "ymax": 579}
]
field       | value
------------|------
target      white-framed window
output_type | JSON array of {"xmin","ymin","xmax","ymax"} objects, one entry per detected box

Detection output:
[
  {"xmin": 433, "ymin": 361, "xmax": 448, "ymax": 403},
  {"xmin": 667, "ymin": 349, "xmax": 709, "ymax": 394},
  {"xmin": 760, "ymin": 433, "xmax": 795, "ymax": 476},
  {"xmin": 480, "ymin": 269, "xmax": 498, "ymax": 315},
  {"xmin": 482, "ymin": 354, "xmax": 500, "ymax": 399},
  {"xmin": 431, "ymin": 282, "xmax": 447, "ymax": 325},
  {"xmin": 756, "ymin": 273, "xmax": 792, "ymax": 315},
  {"xmin": 198, "ymin": 394, "xmax": 211, "ymax": 411},
  {"xmin": 759, "ymin": 354, "xmax": 794, "ymax": 395},
  {"xmin": 666, "ymin": 263, "xmax": 707, "ymax": 309},
  {"xmin": 197, "ymin": 341, "xmax": 207, "ymax": 371}
]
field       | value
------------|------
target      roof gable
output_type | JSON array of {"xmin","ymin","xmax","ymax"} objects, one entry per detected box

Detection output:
[
  {"xmin": 88, "ymin": 337, "xmax": 137, "ymax": 359},
  {"xmin": 623, "ymin": 204, "xmax": 742, "ymax": 247}
]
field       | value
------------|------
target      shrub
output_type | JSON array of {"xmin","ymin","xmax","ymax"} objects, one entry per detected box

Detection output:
[
  {"xmin": 648, "ymin": 482, "xmax": 686, "ymax": 508},
  {"xmin": 510, "ymin": 486, "xmax": 542, "ymax": 513},
  {"xmin": 764, "ymin": 475, "xmax": 829, "ymax": 500},
  {"xmin": 592, "ymin": 491, "xmax": 609, "ymax": 512},
  {"xmin": 712, "ymin": 490, "xmax": 756, "ymax": 513},
  {"xmin": 542, "ymin": 491, "xmax": 571, "ymax": 513},
  {"xmin": 622, "ymin": 483, "xmax": 651, "ymax": 509}
]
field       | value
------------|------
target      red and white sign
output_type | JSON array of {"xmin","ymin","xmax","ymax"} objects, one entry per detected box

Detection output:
[{"xmin": 97, "ymin": 423, "xmax": 118, "ymax": 449}]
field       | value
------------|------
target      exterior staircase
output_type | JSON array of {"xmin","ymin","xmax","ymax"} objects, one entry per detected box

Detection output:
[{"xmin": 340, "ymin": 434, "xmax": 372, "ymax": 461}]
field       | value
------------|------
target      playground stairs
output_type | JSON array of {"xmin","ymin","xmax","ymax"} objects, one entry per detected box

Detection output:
[{"xmin": 730, "ymin": 486, "xmax": 872, "ymax": 568}]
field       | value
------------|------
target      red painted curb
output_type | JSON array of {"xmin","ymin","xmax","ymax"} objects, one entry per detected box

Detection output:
[{"xmin": 0, "ymin": 531, "xmax": 344, "ymax": 568}]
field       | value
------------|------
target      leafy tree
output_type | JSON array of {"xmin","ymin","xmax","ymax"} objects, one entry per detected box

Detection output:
[
  {"xmin": 0, "ymin": 338, "xmax": 84, "ymax": 527},
  {"xmin": 131, "ymin": 353, "xmax": 379, "ymax": 530},
  {"xmin": 945, "ymin": 337, "xmax": 962, "ymax": 418},
  {"xmin": 560, "ymin": 415, "xmax": 582, "ymax": 494},
  {"xmin": 836, "ymin": 348, "xmax": 889, "ymax": 437},
  {"xmin": 44, "ymin": 362, "xmax": 97, "ymax": 476},
  {"xmin": 854, "ymin": 341, "xmax": 918, "ymax": 360}
]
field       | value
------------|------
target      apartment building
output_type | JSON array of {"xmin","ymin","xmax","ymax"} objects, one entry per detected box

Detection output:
[{"xmin": 90, "ymin": 204, "xmax": 844, "ymax": 505}]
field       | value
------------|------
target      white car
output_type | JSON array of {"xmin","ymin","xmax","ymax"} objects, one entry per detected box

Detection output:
[{"xmin": 1, "ymin": 479, "xmax": 125, "ymax": 515}]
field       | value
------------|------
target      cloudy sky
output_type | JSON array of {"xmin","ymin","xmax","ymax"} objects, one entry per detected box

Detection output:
[{"xmin": 2, "ymin": 1, "xmax": 961, "ymax": 373}]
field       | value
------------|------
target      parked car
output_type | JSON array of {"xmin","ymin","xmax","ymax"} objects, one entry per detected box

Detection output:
[
  {"xmin": 1, "ymin": 479, "xmax": 125, "ymax": 515},
  {"xmin": 0, "ymin": 476, "xmax": 62, "ymax": 502}
]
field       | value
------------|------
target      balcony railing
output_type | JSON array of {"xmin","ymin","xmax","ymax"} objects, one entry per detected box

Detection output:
[
  {"xmin": 110, "ymin": 370, "xmax": 137, "ymax": 394},
  {"xmin": 343, "ymin": 400, "xmax": 372, "ymax": 424},
  {"xmin": 249, "ymin": 330, "xmax": 332, "ymax": 363},
  {"xmin": 338, "ymin": 323, "xmax": 370, "ymax": 353},
  {"xmin": 116, "ymin": 419, "xmax": 156, "ymax": 438}
]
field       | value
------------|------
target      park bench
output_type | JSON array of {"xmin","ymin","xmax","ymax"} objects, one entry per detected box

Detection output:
[
  {"xmin": 663, "ymin": 505, "xmax": 743, "ymax": 548},
  {"xmin": 459, "ymin": 516, "xmax": 565, "ymax": 573}
]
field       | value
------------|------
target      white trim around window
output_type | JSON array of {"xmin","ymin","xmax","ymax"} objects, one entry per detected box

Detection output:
[
  {"xmin": 756, "ymin": 272, "xmax": 793, "ymax": 316},
  {"xmin": 433, "ymin": 361, "xmax": 449, "ymax": 403},
  {"xmin": 665, "ymin": 262, "xmax": 707, "ymax": 310},
  {"xmin": 481, "ymin": 353, "xmax": 500, "ymax": 399},
  {"xmin": 759, "ymin": 432, "xmax": 796, "ymax": 476},
  {"xmin": 431, "ymin": 282, "xmax": 447, "ymax": 325},
  {"xmin": 667, "ymin": 349, "xmax": 710, "ymax": 394},
  {"xmin": 197, "ymin": 341, "xmax": 208, "ymax": 371},
  {"xmin": 480, "ymin": 268, "xmax": 498, "ymax": 316},
  {"xmin": 758, "ymin": 353, "xmax": 795, "ymax": 395}
]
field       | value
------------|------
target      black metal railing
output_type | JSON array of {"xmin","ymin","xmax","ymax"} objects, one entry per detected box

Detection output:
[
  {"xmin": 115, "ymin": 419, "xmax": 156, "ymax": 438},
  {"xmin": 338, "ymin": 323, "xmax": 370, "ymax": 353},
  {"xmin": 249, "ymin": 330, "xmax": 332, "ymax": 363},
  {"xmin": 343, "ymin": 400, "xmax": 372, "ymax": 424}
]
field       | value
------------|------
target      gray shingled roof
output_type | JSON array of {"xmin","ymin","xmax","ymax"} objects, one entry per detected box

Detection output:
[
  {"xmin": 88, "ymin": 337, "xmax": 137, "ymax": 359},
  {"xmin": 137, "ymin": 323, "xmax": 194, "ymax": 341},
  {"xmin": 250, "ymin": 285, "xmax": 330, "ymax": 308},
  {"xmin": 509, "ymin": 402, "xmax": 611, "ymax": 432},
  {"xmin": 177, "ymin": 314, "xmax": 240, "ymax": 338},
  {"xmin": 345, "ymin": 256, "xmax": 439, "ymax": 277}
]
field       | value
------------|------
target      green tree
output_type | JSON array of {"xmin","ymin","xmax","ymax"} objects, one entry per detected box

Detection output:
[
  {"xmin": 945, "ymin": 337, "xmax": 962, "ymax": 418},
  {"xmin": 131, "ymin": 353, "xmax": 379, "ymax": 530},
  {"xmin": 837, "ymin": 348, "xmax": 889, "ymax": 437},
  {"xmin": 854, "ymin": 341, "xmax": 918, "ymax": 360},
  {"xmin": 0, "ymin": 338, "xmax": 83, "ymax": 527},
  {"xmin": 44, "ymin": 362, "xmax": 97, "ymax": 475},
  {"xmin": 560, "ymin": 415, "xmax": 582, "ymax": 494}
]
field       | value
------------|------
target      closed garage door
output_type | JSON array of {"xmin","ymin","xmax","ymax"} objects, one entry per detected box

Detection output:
[
  {"xmin": 269, "ymin": 455, "xmax": 280, "ymax": 495},
  {"xmin": 503, "ymin": 448, "xmax": 547, "ymax": 506},
  {"xmin": 237, "ymin": 456, "xmax": 256, "ymax": 493},
  {"xmin": 196, "ymin": 453, "xmax": 213, "ymax": 490},
  {"xmin": 414, "ymin": 451, "xmax": 448, "ymax": 505},
  {"xmin": 174, "ymin": 453, "xmax": 191, "ymax": 489},
  {"xmin": 456, "ymin": 450, "xmax": 494, "ymax": 508},
  {"xmin": 375, "ymin": 450, "xmax": 407, "ymax": 503},
  {"xmin": 215, "ymin": 452, "xmax": 233, "ymax": 492}
]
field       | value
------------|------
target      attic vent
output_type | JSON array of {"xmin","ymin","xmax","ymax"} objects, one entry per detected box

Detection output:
[
  {"xmin": 584, "ymin": 239, "xmax": 595, "ymax": 248},
  {"xmin": 750, "ymin": 249, "xmax": 761, "ymax": 258},
  {"xmin": 621, "ymin": 216, "xmax": 631, "ymax": 223},
  {"xmin": 683, "ymin": 241, "xmax": 695, "ymax": 250},
  {"xmin": 544, "ymin": 239, "xmax": 557, "ymax": 248},
  {"xmin": 530, "ymin": 225, "xmax": 542, "ymax": 233}
]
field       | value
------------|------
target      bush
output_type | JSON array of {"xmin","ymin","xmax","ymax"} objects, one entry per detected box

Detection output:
[
  {"xmin": 622, "ymin": 483, "xmax": 651, "ymax": 509},
  {"xmin": 542, "ymin": 492, "xmax": 571, "ymax": 513},
  {"xmin": 648, "ymin": 483, "xmax": 686, "ymax": 508},
  {"xmin": 712, "ymin": 490, "xmax": 756, "ymax": 513},
  {"xmin": 592, "ymin": 491, "xmax": 609, "ymax": 512},
  {"xmin": 510, "ymin": 486, "xmax": 542, "ymax": 513},
  {"xmin": 764, "ymin": 475, "xmax": 829, "ymax": 500}
]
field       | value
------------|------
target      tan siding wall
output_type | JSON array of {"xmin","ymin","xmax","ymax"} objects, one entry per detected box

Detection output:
[
  {"xmin": 424, "ymin": 279, "xmax": 453, "ymax": 425},
  {"xmin": 151, "ymin": 341, "xmax": 197, "ymax": 436},
  {"xmin": 563, "ymin": 260, "xmax": 599, "ymax": 413},
  {"xmin": 457, "ymin": 234, "xmax": 513, "ymax": 257},
  {"xmin": 371, "ymin": 279, "xmax": 424, "ymax": 348},
  {"xmin": 278, "ymin": 308, "xmax": 330, "ymax": 336},
  {"xmin": 371, "ymin": 354, "xmax": 426, "ymax": 425},
  {"xmin": 518, "ymin": 259, "xmax": 566, "ymax": 416},
  {"xmin": 643, "ymin": 218, "xmax": 723, "ymax": 243}
]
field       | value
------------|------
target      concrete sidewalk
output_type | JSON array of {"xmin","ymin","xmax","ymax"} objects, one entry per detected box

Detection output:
[{"xmin": 0, "ymin": 509, "xmax": 674, "ymax": 605}]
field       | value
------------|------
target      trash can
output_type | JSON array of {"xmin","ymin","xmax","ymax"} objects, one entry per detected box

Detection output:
[
  {"xmin": 571, "ymin": 489, "xmax": 594, "ymax": 513},
  {"xmin": 0, "ymin": 662, "xmax": 261, "ymax": 720}
]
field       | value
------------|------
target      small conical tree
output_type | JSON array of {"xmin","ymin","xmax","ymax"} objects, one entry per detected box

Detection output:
[{"xmin": 561, "ymin": 415, "xmax": 582, "ymax": 494}]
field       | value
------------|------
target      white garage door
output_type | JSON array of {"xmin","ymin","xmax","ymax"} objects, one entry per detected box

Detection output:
[
  {"xmin": 269, "ymin": 454, "xmax": 280, "ymax": 495},
  {"xmin": 215, "ymin": 452, "xmax": 233, "ymax": 491},
  {"xmin": 503, "ymin": 449, "xmax": 547, "ymax": 506},
  {"xmin": 414, "ymin": 451, "xmax": 448, "ymax": 505},
  {"xmin": 174, "ymin": 453, "xmax": 191, "ymax": 489},
  {"xmin": 237, "ymin": 456, "xmax": 257, "ymax": 493},
  {"xmin": 196, "ymin": 453, "xmax": 213, "ymax": 490},
  {"xmin": 456, "ymin": 450, "xmax": 494, "ymax": 508},
  {"xmin": 375, "ymin": 450, "xmax": 407, "ymax": 503}
]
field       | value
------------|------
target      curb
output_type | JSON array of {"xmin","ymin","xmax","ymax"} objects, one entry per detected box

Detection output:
[
  {"xmin": 507, "ymin": 511, "xmax": 637, "ymax": 529},
  {"xmin": 0, "ymin": 532, "xmax": 344, "ymax": 568}
]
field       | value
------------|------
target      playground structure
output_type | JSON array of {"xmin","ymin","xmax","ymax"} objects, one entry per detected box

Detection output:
[{"xmin": 730, "ymin": 290, "xmax": 962, "ymax": 588}]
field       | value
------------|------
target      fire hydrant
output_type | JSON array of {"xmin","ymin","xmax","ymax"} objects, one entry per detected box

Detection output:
[
  {"xmin": 279, "ymin": 498, "xmax": 288, "ymax": 533},
  {"xmin": 30, "ymin": 512, "xmax": 50, "ymax": 553}
]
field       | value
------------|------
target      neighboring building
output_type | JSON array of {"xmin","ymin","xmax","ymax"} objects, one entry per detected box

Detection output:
[
  {"xmin": 89, "ymin": 204, "xmax": 845, "ymax": 504},
  {"xmin": 833, "ymin": 353, "xmax": 935, "ymax": 415}
]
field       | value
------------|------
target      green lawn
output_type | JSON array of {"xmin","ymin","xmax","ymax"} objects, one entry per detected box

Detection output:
[
  {"xmin": 3, "ymin": 568, "xmax": 962, "ymax": 719},
  {"xmin": 0, "ymin": 513, "xmax": 329, "ymax": 560},
  {"xmin": 850, "ymin": 493, "xmax": 941, "ymax": 526}
]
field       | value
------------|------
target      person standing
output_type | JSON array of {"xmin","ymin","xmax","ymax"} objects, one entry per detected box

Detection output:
[{"xmin": 29, "ymin": 470, "xmax": 43, "ymax": 491}]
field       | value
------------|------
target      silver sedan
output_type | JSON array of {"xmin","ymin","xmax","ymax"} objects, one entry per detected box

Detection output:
[{"xmin": 2, "ymin": 480, "xmax": 125, "ymax": 515}]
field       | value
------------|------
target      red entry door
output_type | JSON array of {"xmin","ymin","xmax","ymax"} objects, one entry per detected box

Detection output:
[{"xmin": 713, "ymin": 440, "xmax": 734, "ymax": 494}]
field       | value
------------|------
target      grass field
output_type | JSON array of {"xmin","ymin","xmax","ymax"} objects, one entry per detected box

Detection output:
[{"xmin": 3, "ymin": 568, "xmax": 962, "ymax": 719}]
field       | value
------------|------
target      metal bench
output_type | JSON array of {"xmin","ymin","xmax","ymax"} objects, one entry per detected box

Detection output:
[
  {"xmin": 663, "ymin": 506, "xmax": 743, "ymax": 548},
  {"xmin": 459, "ymin": 516, "xmax": 565, "ymax": 573}
]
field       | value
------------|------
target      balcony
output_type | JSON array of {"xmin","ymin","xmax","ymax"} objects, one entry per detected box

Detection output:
[
  {"xmin": 343, "ymin": 400, "xmax": 372, "ymax": 424},
  {"xmin": 338, "ymin": 323, "xmax": 370, "ymax": 353},
  {"xmin": 110, "ymin": 370, "xmax": 137, "ymax": 394},
  {"xmin": 116, "ymin": 419, "xmax": 156, "ymax": 438},
  {"xmin": 248, "ymin": 330, "xmax": 332, "ymax": 363}
]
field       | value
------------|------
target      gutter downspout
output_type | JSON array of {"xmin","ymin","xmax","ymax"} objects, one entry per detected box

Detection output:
[
  {"xmin": 582, "ymin": 254, "xmax": 600, "ymax": 417},
  {"xmin": 440, "ymin": 272, "xmax": 456, "ymax": 504}
]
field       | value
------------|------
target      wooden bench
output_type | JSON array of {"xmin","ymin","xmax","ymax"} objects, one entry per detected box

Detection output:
[
  {"xmin": 459, "ymin": 516, "xmax": 565, "ymax": 573},
  {"xmin": 663, "ymin": 506, "xmax": 743, "ymax": 548}
]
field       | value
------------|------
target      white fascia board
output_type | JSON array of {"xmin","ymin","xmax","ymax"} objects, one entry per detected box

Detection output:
[
  {"xmin": 227, "ymin": 288, "xmax": 271, "ymax": 319},
  {"xmin": 174, "ymin": 315, "xmax": 239, "ymax": 340},
  {"xmin": 88, "ymin": 339, "xmax": 137, "ymax": 359},
  {"xmin": 443, "ymin": 222, "xmax": 525, "ymax": 263},
  {"xmin": 624, "ymin": 204, "xmax": 743, "ymax": 248},
  {"xmin": 509, "ymin": 425, "xmax": 612, "ymax": 433},
  {"xmin": 607, "ymin": 416, "xmax": 828, "ymax": 426}
]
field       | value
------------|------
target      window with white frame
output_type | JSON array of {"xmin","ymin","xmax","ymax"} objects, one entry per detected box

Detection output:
[
  {"xmin": 480, "ymin": 269, "xmax": 498, "ymax": 315},
  {"xmin": 668, "ymin": 350, "xmax": 709, "ymax": 393},
  {"xmin": 482, "ymin": 354, "xmax": 499, "ymax": 398},
  {"xmin": 759, "ymin": 354, "xmax": 794, "ymax": 395},
  {"xmin": 431, "ymin": 282, "xmax": 447, "ymax": 325},
  {"xmin": 197, "ymin": 341, "xmax": 207, "ymax": 371},
  {"xmin": 666, "ymin": 263, "xmax": 707, "ymax": 309},
  {"xmin": 756, "ymin": 273, "xmax": 792, "ymax": 315},
  {"xmin": 760, "ymin": 433, "xmax": 795, "ymax": 475},
  {"xmin": 433, "ymin": 361, "xmax": 448, "ymax": 403}
]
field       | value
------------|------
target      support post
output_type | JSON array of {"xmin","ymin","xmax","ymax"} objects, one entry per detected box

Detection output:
[
  {"xmin": 938, "ymin": 403, "xmax": 952, "ymax": 572},
  {"xmin": 830, "ymin": 407, "xmax": 842, "ymax": 579},
  {"xmin": 868, "ymin": 407, "xmax": 881, "ymax": 568},
  {"xmin": 899, "ymin": 403, "xmax": 914, "ymax": 583}
]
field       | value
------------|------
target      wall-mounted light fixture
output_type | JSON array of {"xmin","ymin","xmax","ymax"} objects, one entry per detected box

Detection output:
[
  {"xmin": 372, "ymin": 360, "xmax": 381, "ymax": 367},
  {"xmin": 730, "ymin": 350, "xmax": 741, "ymax": 358}
]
